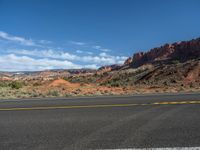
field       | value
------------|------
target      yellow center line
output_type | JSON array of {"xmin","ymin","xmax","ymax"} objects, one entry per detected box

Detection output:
[
  {"xmin": 0, "ymin": 103, "xmax": 140, "ymax": 111},
  {"xmin": 153, "ymin": 101, "xmax": 200, "ymax": 105},
  {"xmin": 0, "ymin": 100, "xmax": 199, "ymax": 111}
]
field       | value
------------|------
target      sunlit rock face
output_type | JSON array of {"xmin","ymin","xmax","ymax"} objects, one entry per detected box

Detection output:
[
  {"xmin": 127, "ymin": 38, "xmax": 200, "ymax": 68},
  {"xmin": 123, "ymin": 57, "xmax": 133, "ymax": 66}
]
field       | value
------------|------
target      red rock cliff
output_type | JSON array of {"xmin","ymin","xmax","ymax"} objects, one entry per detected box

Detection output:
[{"xmin": 127, "ymin": 38, "xmax": 200, "ymax": 68}]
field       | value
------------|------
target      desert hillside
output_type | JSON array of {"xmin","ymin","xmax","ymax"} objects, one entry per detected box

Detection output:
[{"xmin": 0, "ymin": 37, "xmax": 200, "ymax": 98}]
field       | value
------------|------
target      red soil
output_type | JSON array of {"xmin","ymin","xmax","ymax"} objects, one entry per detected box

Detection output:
[{"xmin": 48, "ymin": 79, "xmax": 80, "ymax": 88}]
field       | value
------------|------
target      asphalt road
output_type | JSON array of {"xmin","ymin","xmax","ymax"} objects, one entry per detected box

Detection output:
[{"xmin": 0, "ymin": 93, "xmax": 200, "ymax": 150}]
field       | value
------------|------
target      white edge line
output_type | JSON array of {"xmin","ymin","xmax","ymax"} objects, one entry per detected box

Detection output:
[{"xmin": 99, "ymin": 147, "xmax": 200, "ymax": 150}]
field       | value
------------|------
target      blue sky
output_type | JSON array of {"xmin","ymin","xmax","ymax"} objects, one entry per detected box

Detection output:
[{"xmin": 0, "ymin": 0, "xmax": 200, "ymax": 71}]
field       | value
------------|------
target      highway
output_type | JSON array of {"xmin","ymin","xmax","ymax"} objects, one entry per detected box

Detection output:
[{"xmin": 0, "ymin": 93, "xmax": 200, "ymax": 150}]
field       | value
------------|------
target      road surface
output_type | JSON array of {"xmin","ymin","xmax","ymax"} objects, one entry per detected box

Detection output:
[{"xmin": 0, "ymin": 93, "xmax": 200, "ymax": 150}]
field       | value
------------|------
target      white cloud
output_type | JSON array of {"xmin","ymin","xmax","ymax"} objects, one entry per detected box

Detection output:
[
  {"xmin": 86, "ymin": 51, "xmax": 93, "ymax": 55},
  {"xmin": 9, "ymin": 49, "xmax": 79, "ymax": 61},
  {"xmin": 100, "ymin": 48, "xmax": 111, "ymax": 52},
  {"xmin": 92, "ymin": 45, "xmax": 111, "ymax": 52},
  {"xmin": 70, "ymin": 41, "xmax": 86, "ymax": 46},
  {"xmin": 93, "ymin": 45, "xmax": 101, "ymax": 49},
  {"xmin": 76, "ymin": 50, "xmax": 93, "ymax": 55},
  {"xmin": 84, "ymin": 64, "xmax": 99, "ymax": 69},
  {"xmin": 0, "ymin": 32, "xmax": 126, "ymax": 71},
  {"xmin": 0, "ymin": 54, "xmax": 100, "ymax": 71},
  {"xmin": 0, "ymin": 31, "xmax": 35, "ymax": 46},
  {"xmin": 99, "ymin": 52, "xmax": 108, "ymax": 57},
  {"xmin": 9, "ymin": 49, "xmax": 127, "ymax": 66},
  {"xmin": 81, "ymin": 53, "xmax": 127, "ymax": 65},
  {"xmin": 76, "ymin": 50, "xmax": 83, "ymax": 53},
  {"xmin": 69, "ymin": 42, "xmax": 112, "ymax": 52},
  {"xmin": 38, "ymin": 40, "xmax": 52, "ymax": 44}
]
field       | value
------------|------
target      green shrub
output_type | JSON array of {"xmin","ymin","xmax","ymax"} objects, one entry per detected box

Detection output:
[
  {"xmin": 0, "ymin": 82, "xmax": 9, "ymax": 87},
  {"xmin": 171, "ymin": 60, "xmax": 180, "ymax": 64},
  {"xmin": 47, "ymin": 90, "xmax": 59, "ymax": 97},
  {"xmin": 110, "ymin": 81, "xmax": 120, "ymax": 87},
  {"xmin": 9, "ymin": 81, "xmax": 23, "ymax": 89},
  {"xmin": 30, "ymin": 92, "xmax": 40, "ymax": 97},
  {"xmin": 102, "ymin": 80, "xmax": 120, "ymax": 87},
  {"xmin": 33, "ymin": 82, "xmax": 41, "ymax": 86}
]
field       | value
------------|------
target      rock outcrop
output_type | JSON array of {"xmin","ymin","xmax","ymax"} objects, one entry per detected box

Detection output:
[
  {"xmin": 97, "ymin": 64, "xmax": 121, "ymax": 74},
  {"xmin": 126, "ymin": 38, "xmax": 200, "ymax": 68},
  {"xmin": 123, "ymin": 57, "xmax": 133, "ymax": 65}
]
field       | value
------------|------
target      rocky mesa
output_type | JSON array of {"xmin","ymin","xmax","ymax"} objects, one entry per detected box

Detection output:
[{"xmin": 126, "ymin": 37, "xmax": 200, "ymax": 68}]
